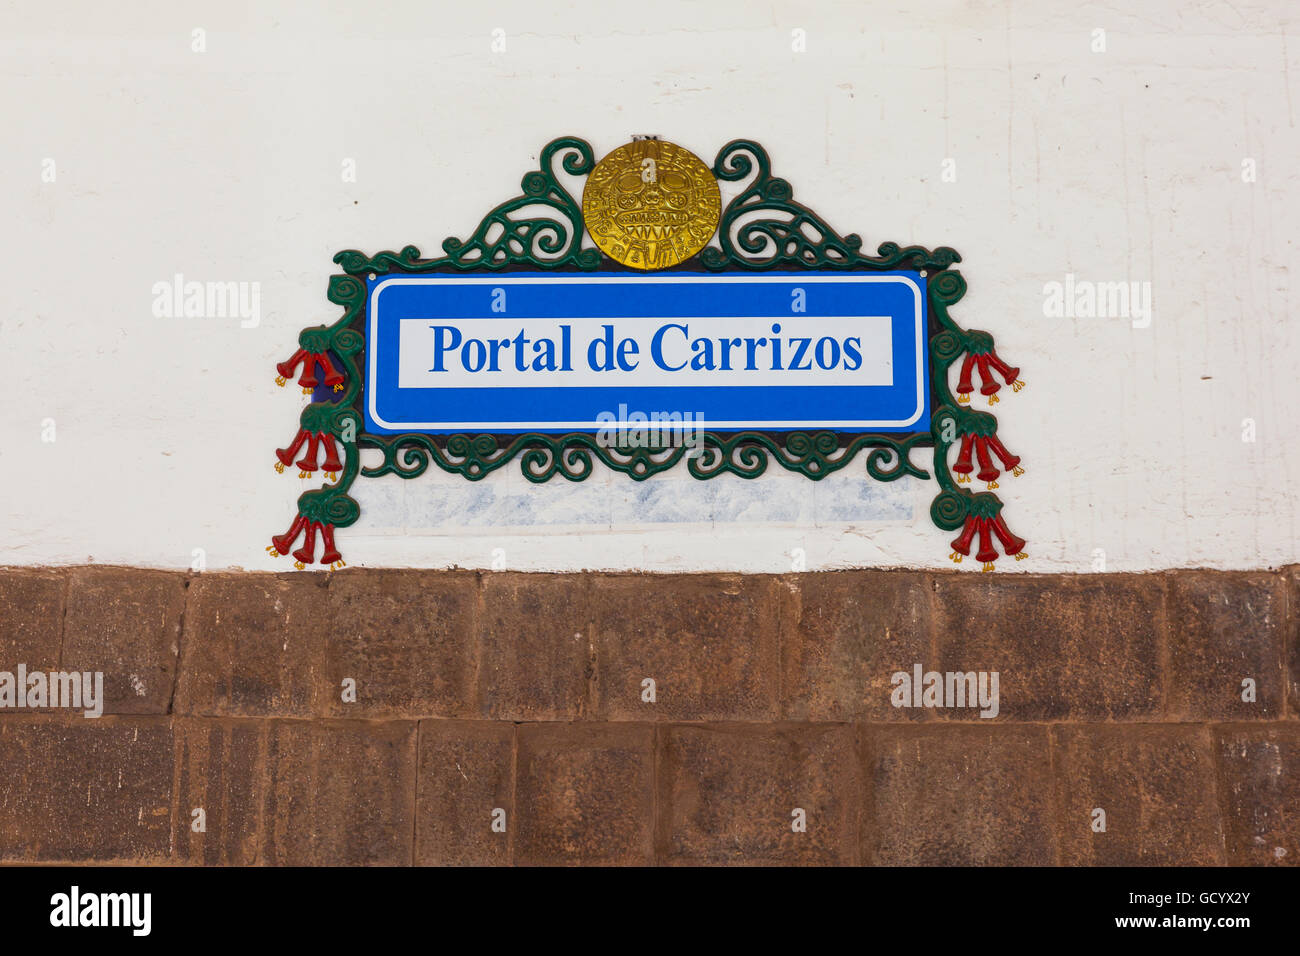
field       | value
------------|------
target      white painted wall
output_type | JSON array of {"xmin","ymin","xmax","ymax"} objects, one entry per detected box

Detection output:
[{"xmin": 2, "ymin": 0, "xmax": 1296, "ymax": 573}]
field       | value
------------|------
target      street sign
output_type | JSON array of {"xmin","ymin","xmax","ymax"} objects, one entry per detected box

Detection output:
[{"xmin": 364, "ymin": 272, "xmax": 929, "ymax": 434}]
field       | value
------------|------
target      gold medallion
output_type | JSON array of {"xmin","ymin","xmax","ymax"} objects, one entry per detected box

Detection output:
[{"xmin": 582, "ymin": 139, "xmax": 721, "ymax": 270}]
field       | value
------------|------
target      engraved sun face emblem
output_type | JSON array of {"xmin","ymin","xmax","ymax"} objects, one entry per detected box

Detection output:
[
  {"xmin": 582, "ymin": 140, "xmax": 721, "ymax": 270},
  {"xmin": 609, "ymin": 168, "xmax": 684, "ymax": 241}
]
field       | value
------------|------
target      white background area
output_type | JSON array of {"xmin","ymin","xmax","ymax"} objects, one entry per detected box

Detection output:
[{"xmin": 2, "ymin": 0, "xmax": 1296, "ymax": 573}]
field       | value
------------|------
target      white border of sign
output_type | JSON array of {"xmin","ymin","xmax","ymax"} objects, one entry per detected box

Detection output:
[{"xmin": 367, "ymin": 273, "xmax": 926, "ymax": 431}]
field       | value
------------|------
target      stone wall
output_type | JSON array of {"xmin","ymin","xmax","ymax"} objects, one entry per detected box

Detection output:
[{"xmin": 0, "ymin": 567, "xmax": 1294, "ymax": 865}]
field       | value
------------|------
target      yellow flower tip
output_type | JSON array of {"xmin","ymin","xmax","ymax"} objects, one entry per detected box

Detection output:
[
  {"xmin": 949, "ymin": 552, "xmax": 962, "ymax": 564},
  {"xmin": 275, "ymin": 376, "xmax": 286, "ymax": 387},
  {"xmin": 332, "ymin": 384, "xmax": 344, "ymax": 392},
  {"xmin": 1013, "ymin": 466, "xmax": 1024, "ymax": 476},
  {"xmin": 981, "ymin": 561, "xmax": 995, "ymax": 573},
  {"xmin": 274, "ymin": 462, "xmax": 285, "ymax": 474},
  {"xmin": 302, "ymin": 387, "xmax": 313, "ymax": 395},
  {"xmin": 958, "ymin": 394, "xmax": 970, "ymax": 405},
  {"xmin": 986, "ymin": 481, "xmax": 999, "ymax": 490},
  {"xmin": 293, "ymin": 560, "xmax": 305, "ymax": 570},
  {"xmin": 1012, "ymin": 379, "xmax": 1025, "ymax": 392},
  {"xmin": 988, "ymin": 394, "xmax": 1000, "ymax": 405},
  {"xmin": 1015, "ymin": 552, "xmax": 1029, "ymax": 561}
]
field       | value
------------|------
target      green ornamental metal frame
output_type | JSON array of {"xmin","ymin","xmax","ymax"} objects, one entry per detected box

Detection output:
[{"xmin": 269, "ymin": 136, "xmax": 1027, "ymax": 571}]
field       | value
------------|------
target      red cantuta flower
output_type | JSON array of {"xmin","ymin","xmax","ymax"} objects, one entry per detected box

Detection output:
[
  {"xmin": 956, "ymin": 353, "xmax": 976, "ymax": 404},
  {"xmin": 985, "ymin": 350, "xmax": 1022, "ymax": 391},
  {"xmin": 976, "ymin": 356, "xmax": 999, "ymax": 396},
  {"xmin": 275, "ymin": 429, "xmax": 344, "ymax": 479},
  {"xmin": 949, "ymin": 513, "xmax": 1028, "ymax": 572},
  {"xmin": 990, "ymin": 513, "xmax": 1026, "ymax": 559},
  {"xmin": 318, "ymin": 353, "xmax": 344, "ymax": 388},
  {"xmin": 318, "ymin": 524, "xmax": 343, "ymax": 567},
  {"xmin": 974, "ymin": 518, "xmax": 999, "ymax": 565},
  {"xmin": 951, "ymin": 433, "xmax": 1024, "ymax": 489},
  {"xmin": 266, "ymin": 515, "xmax": 346, "ymax": 570},
  {"xmin": 956, "ymin": 348, "xmax": 1023, "ymax": 405},
  {"xmin": 319, "ymin": 435, "xmax": 343, "ymax": 473},
  {"xmin": 984, "ymin": 434, "xmax": 1022, "ymax": 478},
  {"xmin": 949, "ymin": 514, "xmax": 978, "ymax": 557},
  {"xmin": 292, "ymin": 520, "xmax": 318, "ymax": 565},
  {"xmin": 269, "ymin": 513, "xmax": 306, "ymax": 557},
  {"xmin": 275, "ymin": 428, "xmax": 309, "ymax": 473},
  {"xmin": 275, "ymin": 349, "xmax": 345, "ymax": 393},
  {"xmin": 297, "ymin": 432, "xmax": 321, "ymax": 472},
  {"xmin": 974, "ymin": 438, "xmax": 999, "ymax": 484},
  {"xmin": 275, "ymin": 348, "xmax": 307, "ymax": 385},
  {"xmin": 952, "ymin": 434, "xmax": 976, "ymax": 482}
]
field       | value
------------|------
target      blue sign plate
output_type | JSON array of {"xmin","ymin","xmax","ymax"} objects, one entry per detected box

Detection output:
[{"xmin": 363, "ymin": 271, "xmax": 929, "ymax": 434}]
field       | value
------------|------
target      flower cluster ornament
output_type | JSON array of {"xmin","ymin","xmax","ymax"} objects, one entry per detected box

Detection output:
[
  {"xmin": 269, "ymin": 285, "xmax": 365, "ymax": 571},
  {"xmin": 274, "ymin": 329, "xmax": 346, "ymax": 395},
  {"xmin": 948, "ymin": 498, "xmax": 1027, "ymax": 572},
  {"xmin": 929, "ymin": 271, "xmax": 1027, "ymax": 572},
  {"xmin": 950, "ymin": 413, "xmax": 1023, "ymax": 491},
  {"xmin": 276, "ymin": 429, "xmax": 344, "ymax": 480},
  {"xmin": 274, "ymin": 404, "xmax": 348, "ymax": 480},
  {"xmin": 267, "ymin": 512, "xmax": 344, "ymax": 570},
  {"xmin": 954, "ymin": 330, "xmax": 1024, "ymax": 406},
  {"xmin": 275, "ymin": 348, "xmax": 344, "ymax": 394},
  {"xmin": 266, "ymin": 483, "xmax": 359, "ymax": 571},
  {"xmin": 931, "ymin": 398, "xmax": 1026, "ymax": 572}
]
